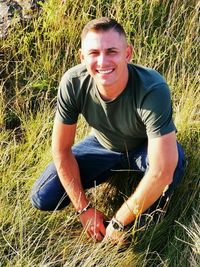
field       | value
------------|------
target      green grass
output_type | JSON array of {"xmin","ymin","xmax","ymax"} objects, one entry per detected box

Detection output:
[{"xmin": 0, "ymin": 0, "xmax": 199, "ymax": 266}]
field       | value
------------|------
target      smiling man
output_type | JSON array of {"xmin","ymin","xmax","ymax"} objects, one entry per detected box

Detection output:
[
  {"xmin": 80, "ymin": 27, "xmax": 132, "ymax": 100},
  {"xmin": 30, "ymin": 17, "xmax": 185, "ymax": 244}
]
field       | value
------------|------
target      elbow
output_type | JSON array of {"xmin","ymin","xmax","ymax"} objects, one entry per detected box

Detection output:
[
  {"xmin": 148, "ymin": 168, "xmax": 175, "ymax": 186},
  {"xmin": 51, "ymin": 147, "xmax": 59, "ymax": 162},
  {"xmin": 51, "ymin": 143, "xmax": 59, "ymax": 159},
  {"xmin": 148, "ymin": 157, "xmax": 178, "ymax": 186},
  {"xmin": 51, "ymin": 145, "xmax": 71, "ymax": 161},
  {"xmin": 160, "ymin": 170, "xmax": 174, "ymax": 186},
  {"xmin": 51, "ymin": 147, "xmax": 57, "ymax": 160},
  {"xmin": 51, "ymin": 147, "xmax": 64, "ymax": 161}
]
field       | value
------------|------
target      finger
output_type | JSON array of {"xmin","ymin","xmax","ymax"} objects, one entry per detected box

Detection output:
[
  {"xmin": 91, "ymin": 225, "xmax": 104, "ymax": 242},
  {"xmin": 102, "ymin": 236, "xmax": 109, "ymax": 243},
  {"xmin": 88, "ymin": 225, "xmax": 95, "ymax": 237},
  {"xmin": 98, "ymin": 221, "xmax": 106, "ymax": 237},
  {"xmin": 103, "ymin": 232, "xmax": 127, "ymax": 245},
  {"xmin": 94, "ymin": 232, "xmax": 104, "ymax": 242},
  {"xmin": 103, "ymin": 236, "xmax": 115, "ymax": 245}
]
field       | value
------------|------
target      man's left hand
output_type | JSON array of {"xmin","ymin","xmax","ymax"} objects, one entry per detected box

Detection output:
[{"xmin": 103, "ymin": 222, "xmax": 126, "ymax": 245}]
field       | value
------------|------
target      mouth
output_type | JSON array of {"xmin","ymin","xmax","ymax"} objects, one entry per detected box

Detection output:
[{"xmin": 96, "ymin": 69, "xmax": 114, "ymax": 74}]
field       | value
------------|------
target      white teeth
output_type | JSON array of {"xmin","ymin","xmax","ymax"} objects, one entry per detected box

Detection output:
[{"xmin": 97, "ymin": 69, "xmax": 113, "ymax": 74}]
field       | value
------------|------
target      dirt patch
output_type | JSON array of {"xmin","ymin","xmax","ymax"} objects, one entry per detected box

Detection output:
[{"xmin": 0, "ymin": 0, "xmax": 44, "ymax": 38}]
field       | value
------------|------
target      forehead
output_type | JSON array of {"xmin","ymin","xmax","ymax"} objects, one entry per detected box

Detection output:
[{"xmin": 81, "ymin": 29, "xmax": 127, "ymax": 51}]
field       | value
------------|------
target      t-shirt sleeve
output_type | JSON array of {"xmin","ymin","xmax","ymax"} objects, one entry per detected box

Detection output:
[
  {"xmin": 55, "ymin": 74, "xmax": 79, "ymax": 124},
  {"xmin": 139, "ymin": 83, "xmax": 176, "ymax": 138}
]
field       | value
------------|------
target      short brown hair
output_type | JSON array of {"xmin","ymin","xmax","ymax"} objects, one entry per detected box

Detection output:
[{"xmin": 81, "ymin": 17, "xmax": 127, "ymax": 42}]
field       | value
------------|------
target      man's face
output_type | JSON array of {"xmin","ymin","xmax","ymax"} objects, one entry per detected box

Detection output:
[{"xmin": 80, "ymin": 29, "xmax": 132, "ymax": 90}]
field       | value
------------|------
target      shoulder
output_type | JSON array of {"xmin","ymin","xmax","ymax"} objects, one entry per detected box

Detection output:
[
  {"xmin": 59, "ymin": 63, "xmax": 94, "ymax": 97},
  {"xmin": 128, "ymin": 63, "xmax": 167, "ymax": 89},
  {"xmin": 128, "ymin": 63, "xmax": 171, "ymax": 106},
  {"xmin": 61, "ymin": 63, "xmax": 89, "ymax": 83}
]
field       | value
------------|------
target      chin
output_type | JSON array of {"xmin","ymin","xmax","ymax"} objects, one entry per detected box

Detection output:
[{"xmin": 97, "ymin": 81, "xmax": 113, "ymax": 87}]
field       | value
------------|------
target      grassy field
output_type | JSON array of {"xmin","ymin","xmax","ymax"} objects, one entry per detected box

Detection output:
[{"xmin": 0, "ymin": 0, "xmax": 199, "ymax": 266}]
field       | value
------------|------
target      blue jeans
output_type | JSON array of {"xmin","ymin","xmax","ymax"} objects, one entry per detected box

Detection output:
[{"xmin": 30, "ymin": 135, "xmax": 185, "ymax": 213}]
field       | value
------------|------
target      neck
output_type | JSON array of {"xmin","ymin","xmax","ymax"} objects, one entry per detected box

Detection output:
[
  {"xmin": 97, "ymin": 85, "xmax": 125, "ymax": 101},
  {"xmin": 97, "ymin": 70, "xmax": 129, "ymax": 101}
]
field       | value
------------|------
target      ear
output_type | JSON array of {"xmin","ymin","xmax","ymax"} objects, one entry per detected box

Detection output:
[
  {"xmin": 79, "ymin": 49, "xmax": 84, "ymax": 63},
  {"xmin": 125, "ymin": 45, "xmax": 133, "ymax": 63}
]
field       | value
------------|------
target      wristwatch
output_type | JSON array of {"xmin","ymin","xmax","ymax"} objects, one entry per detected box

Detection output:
[{"xmin": 111, "ymin": 217, "xmax": 124, "ymax": 231}]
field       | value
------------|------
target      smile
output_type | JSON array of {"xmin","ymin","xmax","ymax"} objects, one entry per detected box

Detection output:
[{"xmin": 97, "ymin": 69, "xmax": 114, "ymax": 74}]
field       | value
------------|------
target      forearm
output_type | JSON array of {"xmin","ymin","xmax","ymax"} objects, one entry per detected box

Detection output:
[
  {"xmin": 114, "ymin": 171, "xmax": 172, "ymax": 226},
  {"xmin": 53, "ymin": 150, "xmax": 88, "ymax": 211},
  {"xmin": 105, "ymin": 133, "xmax": 178, "ymax": 244}
]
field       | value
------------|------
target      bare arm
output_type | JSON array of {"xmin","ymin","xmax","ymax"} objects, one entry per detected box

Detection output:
[
  {"xmin": 52, "ymin": 119, "xmax": 106, "ymax": 240},
  {"xmin": 52, "ymin": 119, "xmax": 88, "ymax": 211},
  {"xmin": 106, "ymin": 131, "xmax": 178, "ymax": 238}
]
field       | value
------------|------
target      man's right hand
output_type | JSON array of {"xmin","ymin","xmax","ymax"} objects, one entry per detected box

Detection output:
[{"xmin": 79, "ymin": 208, "xmax": 107, "ymax": 242}]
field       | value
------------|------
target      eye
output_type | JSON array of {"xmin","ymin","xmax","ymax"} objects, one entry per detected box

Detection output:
[
  {"xmin": 108, "ymin": 50, "xmax": 117, "ymax": 55},
  {"xmin": 88, "ymin": 51, "xmax": 99, "ymax": 56}
]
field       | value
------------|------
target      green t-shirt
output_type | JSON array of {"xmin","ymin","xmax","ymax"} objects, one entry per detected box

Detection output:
[{"xmin": 56, "ymin": 63, "xmax": 176, "ymax": 152}]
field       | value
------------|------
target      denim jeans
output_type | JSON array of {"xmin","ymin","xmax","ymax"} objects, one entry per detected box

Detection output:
[{"xmin": 30, "ymin": 135, "xmax": 185, "ymax": 214}]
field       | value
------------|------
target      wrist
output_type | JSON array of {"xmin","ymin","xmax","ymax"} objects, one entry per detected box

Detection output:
[
  {"xmin": 76, "ymin": 202, "xmax": 93, "ymax": 216},
  {"xmin": 110, "ymin": 217, "xmax": 125, "ymax": 232}
]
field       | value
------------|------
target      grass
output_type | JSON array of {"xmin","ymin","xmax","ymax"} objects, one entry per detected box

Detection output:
[{"xmin": 0, "ymin": 0, "xmax": 199, "ymax": 266}]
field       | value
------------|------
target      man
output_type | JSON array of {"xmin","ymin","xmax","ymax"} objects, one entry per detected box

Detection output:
[{"xmin": 30, "ymin": 17, "xmax": 185, "ymax": 244}]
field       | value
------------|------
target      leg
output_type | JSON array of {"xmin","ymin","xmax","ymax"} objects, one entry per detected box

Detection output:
[{"xmin": 30, "ymin": 135, "xmax": 122, "ymax": 211}]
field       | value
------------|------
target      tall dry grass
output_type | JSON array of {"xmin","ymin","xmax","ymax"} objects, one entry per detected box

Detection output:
[{"xmin": 0, "ymin": 0, "xmax": 199, "ymax": 266}]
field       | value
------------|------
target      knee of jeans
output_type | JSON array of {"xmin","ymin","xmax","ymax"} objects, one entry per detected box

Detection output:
[
  {"xmin": 30, "ymin": 191, "xmax": 65, "ymax": 211},
  {"xmin": 172, "ymin": 143, "xmax": 185, "ymax": 186},
  {"xmin": 30, "ymin": 189, "xmax": 48, "ymax": 211},
  {"xmin": 30, "ymin": 185, "xmax": 70, "ymax": 211},
  {"xmin": 177, "ymin": 143, "xmax": 185, "ymax": 171},
  {"xmin": 30, "ymin": 185, "xmax": 56, "ymax": 211}
]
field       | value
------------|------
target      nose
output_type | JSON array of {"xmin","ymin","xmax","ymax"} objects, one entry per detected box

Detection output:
[{"xmin": 97, "ymin": 52, "xmax": 107, "ymax": 66}]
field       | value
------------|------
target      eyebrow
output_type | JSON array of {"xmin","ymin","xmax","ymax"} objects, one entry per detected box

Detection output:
[
  {"xmin": 87, "ymin": 47, "xmax": 118, "ymax": 52},
  {"xmin": 107, "ymin": 47, "xmax": 118, "ymax": 51}
]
